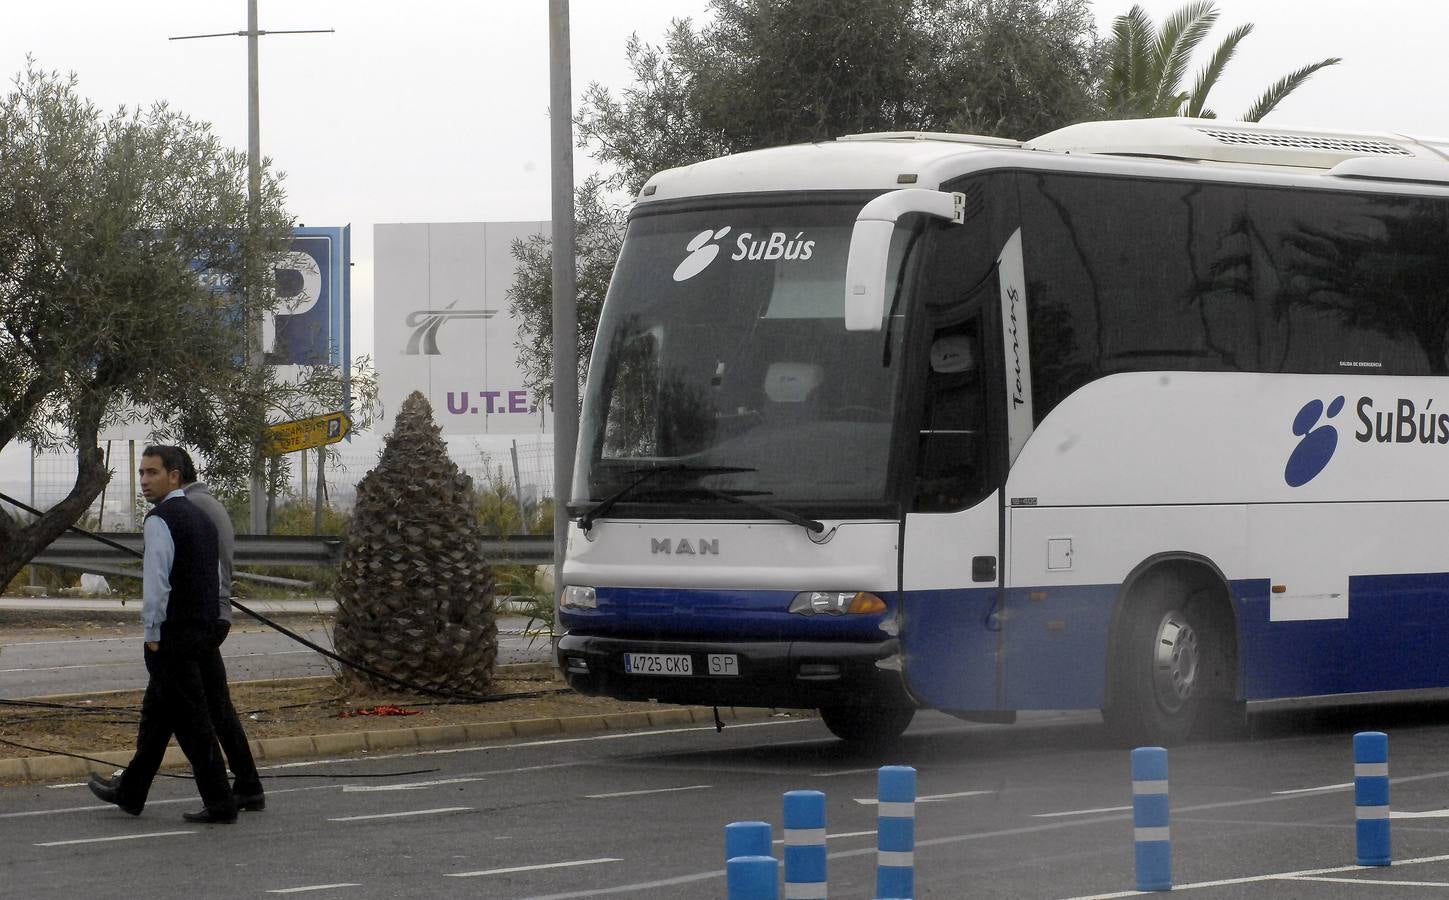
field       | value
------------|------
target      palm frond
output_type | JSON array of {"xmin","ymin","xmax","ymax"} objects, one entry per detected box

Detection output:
[
  {"xmin": 1153, "ymin": 1, "xmax": 1219, "ymax": 116},
  {"xmin": 1106, "ymin": 6, "xmax": 1156, "ymax": 115},
  {"xmin": 1186, "ymin": 23, "xmax": 1252, "ymax": 118},
  {"xmin": 1241, "ymin": 57, "xmax": 1342, "ymax": 122}
]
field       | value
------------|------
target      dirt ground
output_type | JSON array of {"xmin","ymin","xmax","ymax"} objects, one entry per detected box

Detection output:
[{"xmin": 0, "ymin": 610, "xmax": 760, "ymax": 763}]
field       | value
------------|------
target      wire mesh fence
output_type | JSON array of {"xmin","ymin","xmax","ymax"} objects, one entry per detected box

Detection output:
[{"xmin": 9, "ymin": 435, "xmax": 557, "ymax": 533}]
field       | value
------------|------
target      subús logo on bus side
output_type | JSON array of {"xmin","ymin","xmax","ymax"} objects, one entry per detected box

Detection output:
[
  {"xmin": 672, "ymin": 227, "xmax": 816, "ymax": 282},
  {"xmin": 1285, "ymin": 394, "xmax": 1449, "ymax": 486}
]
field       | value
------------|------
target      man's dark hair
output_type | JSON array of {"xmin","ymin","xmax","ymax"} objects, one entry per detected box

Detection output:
[
  {"xmin": 141, "ymin": 445, "xmax": 189, "ymax": 477},
  {"xmin": 176, "ymin": 448, "xmax": 198, "ymax": 484}
]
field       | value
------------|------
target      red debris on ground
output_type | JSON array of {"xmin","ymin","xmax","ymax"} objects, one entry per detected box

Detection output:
[{"xmin": 339, "ymin": 704, "xmax": 421, "ymax": 718}]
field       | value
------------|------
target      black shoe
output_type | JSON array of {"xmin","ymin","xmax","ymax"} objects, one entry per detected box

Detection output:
[
  {"xmin": 233, "ymin": 790, "xmax": 266, "ymax": 812},
  {"xmin": 88, "ymin": 774, "xmax": 142, "ymax": 816},
  {"xmin": 182, "ymin": 806, "xmax": 238, "ymax": 824}
]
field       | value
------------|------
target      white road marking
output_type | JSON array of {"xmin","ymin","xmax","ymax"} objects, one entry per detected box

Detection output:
[
  {"xmin": 265, "ymin": 885, "xmax": 362, "ymax": 894},
  {"xmin": 1058, "ymin": 852, "xmax": 1449, "ymax": 898},
  {"xmin": 586, "ymin": 784, "xmax": 710, "ymax": 799},
  {"xmin": 1033, "ymin": 806, "xmax": 1132, "ymax": 818},
  {"xmin": 0, "ymin": 784, "xmax": 339, "ymax": 819},
  {"xmin": 0, "ymin": 663, "xmax": 128, "ymax": 673},
  {"xmin": 272, "ymin": 719, "xmax": 805, "ymax": 771},
  {"xmin": 47, "ymin": 783, "xmax": 90, "ymax": 790},
  {"xmin": 36, "ymin": 830, "xmax": 194, "ymax": 846},
  {"xmin": 339, "ymin": 762, "xmax": 582, "ymax": 791},
  {"xmin": 855, "ymin": 790, "xmax": 991, "ymax": 805},
  {"xmin": 327, "ymin": 806, "xmax": 471, "ymax": 822},
  {"xmin": 2, "ymin": 636, "xmax": 136, "ymax": 647},
  {"xmin": 811, "ymin": 767, "xmax": 880, "ymax": 778},
  {"xmin": 342, "ymin": 777, "xmax": 486, "ymax": 793},
  {"xmin": 1272, "ymin": 782, "xmax": 1352, "ymax": 795},
  {"xmin": 772, "ymin": 829, "xmax": 877, "ymax": 845},
  {"xmin": 1282, "ymin": 876, "xmax": 1449, "ymax": 887},
  {"xmin": 1392, "ymin": 808, "xmax": 1449, "ymax": 819},
  {"xmin": 417, "ymin": 719, "xmax": 805, "ymax": 755},
  {"xmin": 445, "ymin": 858, "xmax": 622, "ymax": 878},
  {"xmin": 0, "ymin": 648, "xmax": 316, "ymax": 674},
  {"xmin": 516, "ymin": 869, "xmax": 723, "ymax": 900}
]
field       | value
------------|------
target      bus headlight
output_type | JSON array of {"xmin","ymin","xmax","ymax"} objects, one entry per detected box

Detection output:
[
  {"xmin": 788, "ymin": 591, "xmax": 886, "ymax": 616},
  {"xmin": 560, "ymin": 585, "xmax": 598, "ymax": 610}
]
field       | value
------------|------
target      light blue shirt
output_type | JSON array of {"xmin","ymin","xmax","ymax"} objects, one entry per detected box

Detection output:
[{"xmin": 141, "ymin": 489, "xmax": 186, "ymax": 642}]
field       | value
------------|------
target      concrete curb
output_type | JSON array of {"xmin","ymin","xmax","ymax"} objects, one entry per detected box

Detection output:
[{"xmin": 0, "ymin": 705, "xmax": 786, "ymax": 785}]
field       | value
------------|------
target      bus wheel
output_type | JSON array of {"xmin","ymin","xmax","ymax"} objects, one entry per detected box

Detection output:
[
  {"xmin": 1106, "ymin": 586, "xmax": 1206, "ymax": 746},
  {"xmin": 819, "ymin": 705, "xmax": 915, "ymax": 745}
]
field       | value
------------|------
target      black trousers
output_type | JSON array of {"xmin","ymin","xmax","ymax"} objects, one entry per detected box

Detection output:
[
  {"xmin": 116, "ymin": 633, "xmax": 235, "ymax": 814},
  {"xmin": 202, "ymin": 621, "xmax": 262, "ymax": 796}
]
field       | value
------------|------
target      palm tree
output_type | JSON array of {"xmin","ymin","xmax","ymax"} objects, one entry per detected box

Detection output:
[
  {"xmin": 1103, "ymin": 1, "xmax": 1341, "ymax": 122},
  {"xmin": 334, "ymin": 391, "xmax": 499, "ymax": 695}
]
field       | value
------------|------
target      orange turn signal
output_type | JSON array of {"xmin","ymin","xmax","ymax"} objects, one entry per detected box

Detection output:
[{"xmin": 847, "ymin": 592, "xmax": 887, "ymax": 615}]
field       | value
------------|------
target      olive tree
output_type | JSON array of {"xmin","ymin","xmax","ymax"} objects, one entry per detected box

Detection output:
[{"xmin": 0, "ymin": 62, "xmax": 294, "ymax": 587}]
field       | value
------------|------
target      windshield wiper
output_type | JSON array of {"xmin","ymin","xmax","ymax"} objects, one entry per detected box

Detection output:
[
  {"xmin": 577, "ymin": 464, "xmax": 756, "ymax": 532},
  {"xmin": 702, "ymin": 487, "xmax": 825, "ymax": 534}
]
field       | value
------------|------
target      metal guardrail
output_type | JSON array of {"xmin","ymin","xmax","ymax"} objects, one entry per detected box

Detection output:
[{"xmin": 32, "ymin": 532, "xmax": 556, "ymax": 570}]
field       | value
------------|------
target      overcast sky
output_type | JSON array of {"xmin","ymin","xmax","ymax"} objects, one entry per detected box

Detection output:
[{"xmin": 3, "ymin": 0, "xmax": 1446, "ymax": 489}]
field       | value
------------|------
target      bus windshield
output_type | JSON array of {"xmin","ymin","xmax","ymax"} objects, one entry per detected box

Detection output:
[{"xmin": 573, "ymin": 199, "xmax": 914, "ymax": 515}]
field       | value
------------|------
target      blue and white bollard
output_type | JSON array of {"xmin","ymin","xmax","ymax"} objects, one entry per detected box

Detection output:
[
  {"xmin": 1355, "ymin": 731, "xmax": 1391, "ymax": 866},
  {"xmin": 876, "ymin": 765, "xmax": 917, "ymax": 900},
  {"xmin": 1131, "ymin": 746, "xmax": 1171, "ymax": 892},
  {"xmin": 783, "ymin": 790, "xmax": 828, "ymax": 899},
  {"xmin": 728, "ymin": 854, "xmax": 780, "ymax": 900},
  {"xmin": 726, "ymin": 821, "xmax": 774, "ymax": 865}
]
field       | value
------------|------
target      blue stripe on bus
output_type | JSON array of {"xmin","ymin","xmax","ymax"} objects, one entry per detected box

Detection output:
[
  {"xmin": 1238, "ymin": 573, "xmax": 1449, "ymax": 699},
  {"xmin": 563, "ymin": 572, "xmax": 1449, "ymax": 708},
  {"xmin": 904, "ymin": 574, "xmax": 1449, "ymax": 712},
  {"xmin": 898, "ymin": 588, "xmax": 1002, "ymax": 710},
  {"xmin": 1001, "ymin": 584, "xmax": 1119, "ymax": 709},
  {"xmin": 558, "ymin": 586, "xmax": 896, "ymax": 641},
  {"xmin": 898, "ymin": 585, "xmax": 1119, "ymax": 710}
]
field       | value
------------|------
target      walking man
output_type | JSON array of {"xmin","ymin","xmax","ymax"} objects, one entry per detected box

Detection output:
[
  {"xmin": 88, "ymin": 445, "xmax": 237, "ymax": 823},
  {"xmin": 180, "ymin": 453, "xmax": 265, "ymax": 812}
]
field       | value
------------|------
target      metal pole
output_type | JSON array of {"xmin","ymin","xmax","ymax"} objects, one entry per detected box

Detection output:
[
  {"xmin": 314, "ymin": 446, "xmax": 325, "ymax": 534},
  {"xmin": 246, "ymin": 0, "xmax": 268, "ymax": 535},
  {"xmin": 167, "ymin": 8, "xmax": 332, "ymax": 536},
  {"xmin": 128, "ymin": 441, "xmax": 136, "ymax": 530},
  {"xmin": 28, "ymin": 444, "xmax": 37, "ymax": 588},
  {"xmin": 549, "ymin": 0, "xmax": 579, "ymax": 644},
  {"xmin": 96, "ymin": 441, "xmax": 111, "ymax": 532},
  {"xmin": 510, "ymin": 439, "xmax": 528, "ymax": 529}
]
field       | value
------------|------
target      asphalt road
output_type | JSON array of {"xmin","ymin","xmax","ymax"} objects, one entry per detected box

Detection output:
[
  {"xmin": 0, "ymin": 616, "xmax": 552, "ymax": 698},
  {"xmin": 7, "ymin": 698, "xmax": 1449, "ymax": 898}
]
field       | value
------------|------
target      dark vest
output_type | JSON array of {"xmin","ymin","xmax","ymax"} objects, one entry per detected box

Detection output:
[{"xmin": 146, "ymin": 496, "xmax": 220, "ymax": 639}]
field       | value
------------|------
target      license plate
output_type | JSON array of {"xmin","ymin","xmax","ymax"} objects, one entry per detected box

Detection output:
[
  {"xmin": 624, "ymin": 653, "xmax": 693, "ymax": 676},
  {"xmin": 707, "ymin": 654, "xmax": 739, "ymax": 676}
]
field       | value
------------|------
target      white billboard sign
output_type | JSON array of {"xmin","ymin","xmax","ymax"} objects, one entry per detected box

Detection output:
[{"xmin": 374, "ymin": 222, "xmax": 552, "ymax": 435}]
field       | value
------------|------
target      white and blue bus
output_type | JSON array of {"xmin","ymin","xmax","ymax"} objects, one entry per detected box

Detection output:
[{"xmin": 556, "ymin": 117, "xmax": 1449, "ymax": 745}]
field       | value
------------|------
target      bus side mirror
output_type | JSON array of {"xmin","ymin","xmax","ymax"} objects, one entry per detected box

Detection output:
[{"xmin": 844, "ymin": 189, "xmax": 966, "ymax": 331}]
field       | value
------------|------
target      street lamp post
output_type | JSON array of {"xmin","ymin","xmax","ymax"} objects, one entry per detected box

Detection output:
[
  {"xmin": 170, "ymin": 1, "xmax": 332, "ymax": 534},
  {"xmin": 549, "ymin": 0, "xmax": 579, "ymax": 649}
]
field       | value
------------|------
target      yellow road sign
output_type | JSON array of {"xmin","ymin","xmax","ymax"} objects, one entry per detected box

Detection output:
[{"xmin": 264, "ymin": 411, "xmax": 351, "ymax": 456}]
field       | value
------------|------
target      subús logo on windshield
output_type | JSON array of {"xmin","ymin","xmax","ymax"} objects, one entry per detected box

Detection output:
[
  {"xmin": 672, "ymin": 227, "xmax": 816, "ymax": 282},
  {"xmin": 1285, "ymin": 396, "xmax": 1344, "ymax": 487}
]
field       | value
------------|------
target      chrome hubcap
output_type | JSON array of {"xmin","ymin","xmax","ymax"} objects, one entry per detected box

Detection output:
[{"xmin": 1151, "ymin": 610, "xmax": 1199, "ymax": 714}]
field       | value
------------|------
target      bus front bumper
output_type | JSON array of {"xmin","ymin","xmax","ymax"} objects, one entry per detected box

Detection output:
[{"xmin": 555, "ymin": 633, "xmax": 912, "ymax": 709}]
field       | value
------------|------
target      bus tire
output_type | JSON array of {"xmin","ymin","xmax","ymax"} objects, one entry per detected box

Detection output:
[
  {"xmin": 819, "ymin": 705, "xmax": 915, "ymax": 746},
  {"xmin": 1104, "ymin": 578, "xmax": 1210, "ymax": 747}
]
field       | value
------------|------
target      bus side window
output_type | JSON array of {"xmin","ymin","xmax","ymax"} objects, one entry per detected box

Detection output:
[{"xmin": 914, "ymin": 323, "xmax": 985, "ymax": 512}]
